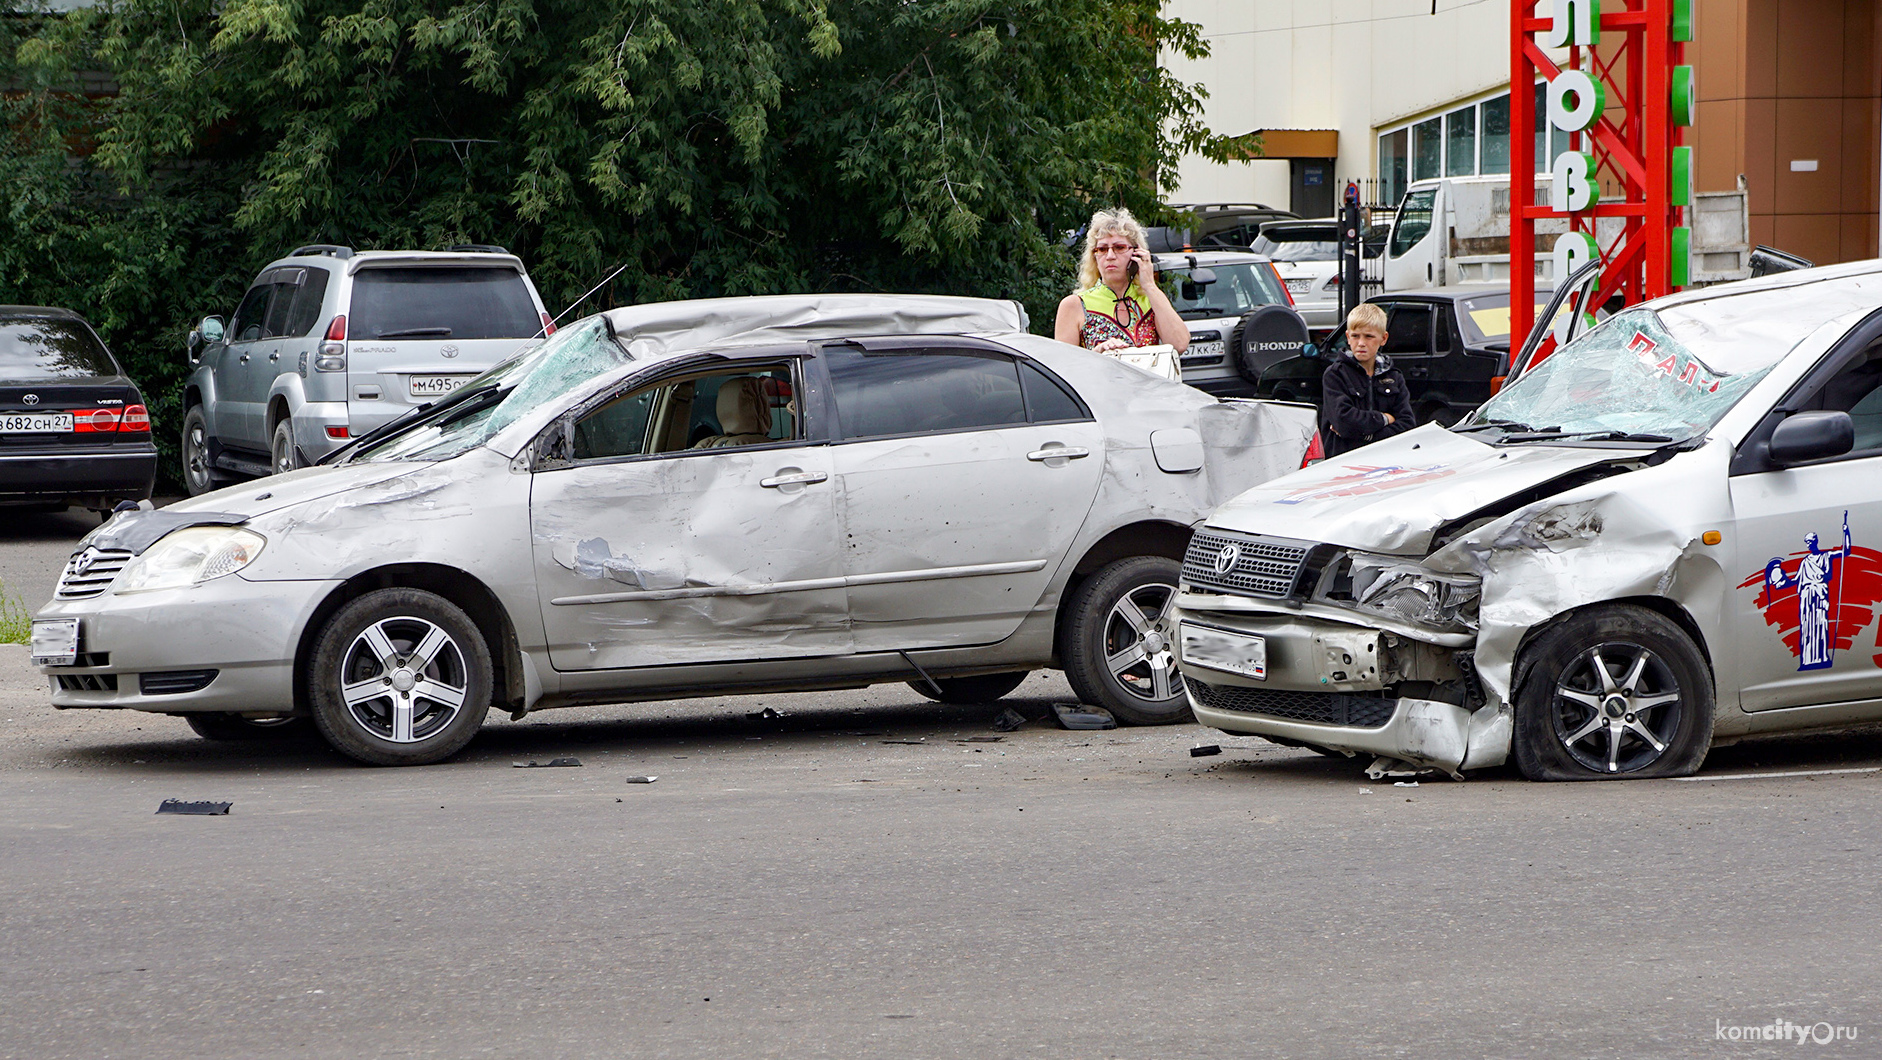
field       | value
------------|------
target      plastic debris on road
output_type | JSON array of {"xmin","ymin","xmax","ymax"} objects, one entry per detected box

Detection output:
[
  {"xmin": 1052, "ymin": 703, "xmax": 1117, "ymax": 730},
  {"xmin": 1191, "ymin": 745, "xmax": 1222, "ymax": 757},
  {"xmin": 157, "ymin": 799, "xmax": 231, "ymax": 815},
  {"xmin": 513, "ymin": 757, "xmax": 582, "ymax": 768},
  {"xmin": 991, "ymin": 708, "xmax": 1029, "ymax": 732},
  {"xmin": 746, "ymin": 707, "xmax": 786, "ymax": 720},
  {"xmin": 625, "ymin": 776, "xmax": 658, "ymax": 784}
]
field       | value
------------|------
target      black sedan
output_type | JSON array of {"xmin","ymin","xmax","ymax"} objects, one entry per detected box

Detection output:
[
  {"xmin": 0, "ymin": 306, "xmax": 157, "ymax": 513},
  {"xmin": 1252, "ymin": 288, "xmax": 1524, "ymax": 426}
]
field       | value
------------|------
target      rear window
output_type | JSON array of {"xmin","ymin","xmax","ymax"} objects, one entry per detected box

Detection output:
[
  {"xmin": 350, "ymin": 267, "xmax": 540, "ymax": 340},
  {"xmin": 0, "ymin": 320, "xmax": 119, "ymax": 380},
  {"xmin": 1250, "ymin": 228, "xmax": 1339, "ymax": 261}
]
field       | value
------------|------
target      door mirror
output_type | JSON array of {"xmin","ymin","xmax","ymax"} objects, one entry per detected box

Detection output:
[
  {"xmin": 199, "ymin": 316, "xmax": 225, "ymax": 343},
  {"xmin": 1769, "ymin": 411, "xmax": 1855, "ymax": 464}
]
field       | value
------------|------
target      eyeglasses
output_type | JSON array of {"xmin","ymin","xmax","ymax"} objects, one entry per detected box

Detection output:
[{"xmin": 1093, "ymin": 242, "xmax": 1134, "ymax": 256}]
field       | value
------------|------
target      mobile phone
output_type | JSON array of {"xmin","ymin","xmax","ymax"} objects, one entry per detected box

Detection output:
[{"xmin": 1126, "ymin": 259, "xmax": 1139, "ymax": 280}]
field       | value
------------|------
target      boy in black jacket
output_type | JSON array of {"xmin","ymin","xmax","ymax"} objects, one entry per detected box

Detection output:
[{"xmin": 1320, "ymin": 303, "xmax": 1416, "ymax": 458}]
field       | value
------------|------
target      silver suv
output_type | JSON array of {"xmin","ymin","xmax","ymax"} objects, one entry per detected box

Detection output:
[
  {"xmin": 1155, "ymin": 250, "xmax": 1311, "ymax": 398},
  {"xmin": 181, "ymin": 245, "xmax": 551, "ymax": 494}
]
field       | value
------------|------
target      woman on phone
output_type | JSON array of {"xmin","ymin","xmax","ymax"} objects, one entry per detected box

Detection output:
[{"xmin": 1054, "ymin": 207, "xmax": 1188, "ymax": 354}]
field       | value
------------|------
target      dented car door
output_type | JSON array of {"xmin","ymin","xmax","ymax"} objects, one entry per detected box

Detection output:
[
  {"xmin": 820, "ymin": 339, "xmax": 1104, "ymax": 651},
  {"xmin": 528, "ymin": 358, "xmax": 852, "ymax": 670}
]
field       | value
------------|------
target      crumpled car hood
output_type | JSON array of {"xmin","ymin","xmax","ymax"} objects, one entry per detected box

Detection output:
[
  {"xmin": 161, "ymin": 463, "xmax": 428, "ymax": 521},
  {"xmin": 1203, "ymin": 424, "xmax": 1638, "ymax": 554}
]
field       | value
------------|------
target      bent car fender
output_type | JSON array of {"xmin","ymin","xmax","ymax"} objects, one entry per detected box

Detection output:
[{"xmin": 1424, "ymin": 444, "xmax": 1733, "ymax": 768}]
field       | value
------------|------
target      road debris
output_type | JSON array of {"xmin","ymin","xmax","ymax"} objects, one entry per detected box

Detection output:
[
  {"xmin": 1190, "ymin": 744, "xmax": 1222, "ymax": 757},
  {"xmin": 881, "ymin": 738, "xmax": 927, "ymax": 746},
  {"xmin": 625, "ymin": 776, "xmax": 658, "ymax": 784},
  {"xmin": 992, "ymin": 708, "xmax": 1029, "ymax": 732},
  {"xmin": 1052, "ymin": 703, "xmax": 1117, "ymax": 730},
  {"xmin": 746, "ymin": 707, "xmax": 786, "ymax": 720},
  {"xmin": 955, "ymin": 736, "xmax": 1003, "ymax": 743},
  {"xmin": 157, "ymin": 799, "xmax": 231, "ymax": 815},
  {"xmin": 514, "ymin": 757, "xmax": 582, "ymax": 768},
  {"xmin": 1394, "ymin": 781, "xmax": 1419, "ymax": 788}
]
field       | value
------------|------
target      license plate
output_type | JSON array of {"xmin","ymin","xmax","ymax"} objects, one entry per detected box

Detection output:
[
  {"xmin": 1184, "ymin": 340, "xmax": 1225, "ymax": 359},
  {"xmin": 0, "ymin": 412, "xmax": 73, "ymax": 433},
  {"xmin": 408, "ymin": 375, "xmax": 474, "ymax": 398},
  {"xmin": 31, "ymin": 619, "xmax": 79, "ymax": 667},
  {"xmin": 1284, "ymin": 279, "xmax": 1314, "ymax": 294},
  {"xmin": 1180, "ymin": 623, "xmax": 1266, "ymax": 680}
]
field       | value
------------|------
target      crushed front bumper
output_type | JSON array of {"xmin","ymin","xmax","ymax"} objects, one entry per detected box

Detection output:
[{"xmin": 36, "ymin": 574, "xmax": 341, "ymax": 714}]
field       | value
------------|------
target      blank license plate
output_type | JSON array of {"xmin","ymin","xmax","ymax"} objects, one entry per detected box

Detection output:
[
  {"xmin": 1180, "ymin": 623, "xmax": 1266, "ymax": 680},
  {"xmin": 408, "ymin": 375, "xmax": 474, "ymax": 398},
  {"xmin": 0, "ymin": 412, "xmax": 73, "ymax": 433},
  {"xmin": 31, "ymin": 619, "xmax": 79, "ymax": 666}
]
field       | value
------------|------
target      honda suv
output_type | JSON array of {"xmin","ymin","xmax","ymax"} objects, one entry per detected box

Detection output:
[{"xmin": 181, "ymin": 245, "xmax": 552, "ymax": 494}]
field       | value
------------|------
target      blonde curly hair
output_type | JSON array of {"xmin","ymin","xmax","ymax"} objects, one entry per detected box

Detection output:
[{"xmin": 1075, "ymin": 207, "xmax": 1148, "ymax": 291}]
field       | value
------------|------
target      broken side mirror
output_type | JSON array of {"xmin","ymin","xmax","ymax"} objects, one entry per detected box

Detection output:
[{"xmin": 1769, "ymin": 411, "xmax": 1854, "ymax": 464}]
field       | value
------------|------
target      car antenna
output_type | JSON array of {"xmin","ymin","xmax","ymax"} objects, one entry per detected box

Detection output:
[{"xmin": 544, "ymin": 260, "xmax": 635, "ymax": 336}]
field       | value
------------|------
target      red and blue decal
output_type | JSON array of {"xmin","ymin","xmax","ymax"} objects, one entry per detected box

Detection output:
[{"xmin": 1736, "ymin": 512, "xmax": 1882, "ymax": 671}]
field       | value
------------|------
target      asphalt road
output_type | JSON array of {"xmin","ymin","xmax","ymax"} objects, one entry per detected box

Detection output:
[{"xmin": 3, "ymin": 514, "xmax": 1880, "ymax": 1059}]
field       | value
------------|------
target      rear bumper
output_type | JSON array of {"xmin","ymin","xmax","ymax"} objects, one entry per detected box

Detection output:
[{"xmin": 0, "ymin": 445, "xmax": 157, "ymax": 505}]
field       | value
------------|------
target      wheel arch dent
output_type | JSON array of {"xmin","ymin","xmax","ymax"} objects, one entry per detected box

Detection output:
[{"xmin": 295, "ymin": 563, "xmax": 524, "ymax": 716}]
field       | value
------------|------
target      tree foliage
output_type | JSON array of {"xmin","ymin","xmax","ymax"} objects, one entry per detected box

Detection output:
[{"xmin": 1, "ymin": 0, "xmax": 1246, "ymax": 484}]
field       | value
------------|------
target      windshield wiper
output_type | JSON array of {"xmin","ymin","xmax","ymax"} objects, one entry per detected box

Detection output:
[
  {"xmin": 1453, "ymin": 418, "xmax": 1541, "ymax": 434},
  {"xmin": 1499, "ymin": 429, "xmax": 1674, "ymax": 444},
  {"xmin": 432, "ymin": 384, "xmax": 509, "ymax": 428},
  {"xmin": 377, "ymin": 326, "xmax": 453, "ymax": 338},
  {"xmin": 1178, "ymin": 306, "xmax": 1229, "ymax": 319}
]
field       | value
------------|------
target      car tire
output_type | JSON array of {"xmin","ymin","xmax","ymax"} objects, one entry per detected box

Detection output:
[
  {"xmin": 908, "ymin": 671, "xmax": 1031, "ymax": 704},
  {"xmin": 185, "ymin": 713, "xmax": 312, "ymax": 741},
  {"xmin": 307, "ymin": 588, "xmax": 492, "ymax": 766},
  {"xmin": 181, "ymin": 406, "xmax": 234, "ymax": 496},
  {"xmin": 1511, "ymin": 605, "xmax": 1713, "ymax": 781},
  {"xmin": 271, "ymin": 419, "xmax": 304, "ymax": 475},
  {"xmin": 1060, "ymin": 556, "xmax": 1191, "ymax": 725}
]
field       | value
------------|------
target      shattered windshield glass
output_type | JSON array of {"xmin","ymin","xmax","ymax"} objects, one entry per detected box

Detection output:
[
  {"xmin": 1468, "ymin": 308, "xmax": 1775, "ymax": 443},
  {"xmin": 355, "ymin": 316, "xmax": 629, "ymax": 462}
]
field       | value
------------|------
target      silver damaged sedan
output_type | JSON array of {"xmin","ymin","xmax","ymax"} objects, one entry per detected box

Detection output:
[{"xmin": 33, "ymin": 295, "xmax": 1314, "ymax": 764}]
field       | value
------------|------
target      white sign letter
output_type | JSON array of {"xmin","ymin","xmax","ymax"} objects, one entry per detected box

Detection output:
[{"xmin": 1551, "ymin": 151, "xmax": 1596, "ymax": 212}]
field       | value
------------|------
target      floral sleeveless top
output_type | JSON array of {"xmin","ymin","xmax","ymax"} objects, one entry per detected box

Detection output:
[{"xmin": 1078, "ymin": 283, "xmax": 1159, "ymax": 348}]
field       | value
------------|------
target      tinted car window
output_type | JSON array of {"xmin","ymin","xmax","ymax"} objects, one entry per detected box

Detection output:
[
  {"xmin": 1167, "ymin": 263, "xmax": 1288, "ymax": 320},
  {"xmin": 230, "ymin": 285, "xmax": 273, "ymax": 343},
  {"xmin": 1019, "ymin": 360, "xmax": 1088, "ymax": 422},
  {"xmin": 350, "ymin": 267, "xmax": 540, "ymax": 340},
  {"xmin": 284, "ymin": 269, "xmax": 332, "ymax": 337},
  {"xmin": 0, "ymin": 319, "xmax": 120, "ymax": 380},
  {"xmin": 827, "ymin": 347, "xmax": 1026, "ymax": 439},
  {"xmin": 264, "ymin": 270, "xmax": 301, "ymax": 338},
  {"xmin": 1383, "ymin": 305, "xmax": 1433, "ymax": 355}
]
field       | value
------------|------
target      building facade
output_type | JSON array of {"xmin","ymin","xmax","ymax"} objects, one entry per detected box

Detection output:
[{"xmin": 1166, "ymin": 0, "xmax": 1882, "ymax": 266}]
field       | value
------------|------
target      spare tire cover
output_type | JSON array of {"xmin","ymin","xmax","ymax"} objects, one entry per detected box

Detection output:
[{"xmin": 1231, "ymin": 304, "xmax": 1312, "ymax": 381}]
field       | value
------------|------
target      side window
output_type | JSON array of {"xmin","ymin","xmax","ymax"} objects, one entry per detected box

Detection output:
[
  {"xmin": 1806, "ymin": 348, "xmax": 1882, "ymax": 455},
  {"xmin": 1389, "ymin": 188, "xmax": 1435, "ymax": 257},
  {"xmin": 283, "ymin": 269, "xmax": 331, "ymax": 337},
  {"xmin": 1432, "ymin": 307, "xmax": 1453, "ymax": 353},
  {"xmin": 1383, "ymin": 305, "xmax": 1433, "ymax": 356},
  {"xmin": 1019, "ymin": 360, "xmax": 1089, "ymax": 422},
  {"xmin": 570, "ymin": 363, "xmax": 799, "ymax": 462},
  {"xmin": 826, "ymin": 346, "xmax": 1026, "ymax": 440},
  {"xmin": 229, "ymin": 284, "xmax": 274, "ymax": 344}
]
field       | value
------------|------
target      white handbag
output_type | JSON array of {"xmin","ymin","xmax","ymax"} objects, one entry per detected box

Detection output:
[{"xmin": 1104, "ymin": 343, "xmax": 1181, "ymax": 383}]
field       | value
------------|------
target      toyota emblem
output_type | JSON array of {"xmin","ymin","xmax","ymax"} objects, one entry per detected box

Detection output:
[
  {"xmin": 71, "ymin": 551, "xmax": 94, "ymax": 577},
  {"xmin": 1213, "ymin": 543, "xmax": 1242, "ymax": 576},
  {"xmin": 22, "ymin": 393, "xmax": 39, "ymax": 405},
  {"xmin": 440, "ymin": 344, "xmax": 460, "ymax": 359}
]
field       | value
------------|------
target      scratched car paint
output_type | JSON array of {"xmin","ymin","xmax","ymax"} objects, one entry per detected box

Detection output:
[
  {"xmin": 1172, "ymin": 260, "xmax": 1882, "ymax": 780},
  {"xmin": 32, "ymin": 294, "xmax": 1314, "ymax": 764}
]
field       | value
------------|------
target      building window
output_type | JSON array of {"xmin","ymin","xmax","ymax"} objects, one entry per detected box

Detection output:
[
  {"xmin": 1378, "ymin": 129, "xmax": 1408, "ymax": 206},
  {"xmin": 1481, "ymin": 94, "xmax": 1510, "ymax": 175},
  {"xmin": 1445, "ymin": 107, "xmax": 1477, "ymax": 177},
  {"xmin": 1412, "ymin": 117, "xmax": 1443, "ymax": 182},
  {"xmin": 1379, "ymin": 87, "xmax": 1551, "ymax": 188}
]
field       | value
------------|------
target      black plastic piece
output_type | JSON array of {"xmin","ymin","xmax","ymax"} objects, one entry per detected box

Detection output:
[
  {"xmin": 1748, "ymin": 245, "xmax": 1813, "ymax": 278},
  {"xmin": 289, "ymin": 244, "xmax": 354, "ymax": 259},
  {"xmin": 1190, "ymin": 744, "xmax": 1222, "ymax": 757},
  {"xmin": 1768, "ymin": 410, "xmax": 1854, "ymax": 464},
  {"xmin": 157, "ymin": 799, "xmax": 231, "ymax": 815},
  {"xmin": 88, "ymin": 510, "xmax": 248, "ymax": 555},
  {"xmin": 447, "ymin": 244, "xmax": 510, "ymax": 255},
  {"xmin": 513, "ymin": 757, "xmax": 582, "ymax": 768},
  {"xmin": 139, "ymin": 670, "xmax": 218, "ymax": 695}
]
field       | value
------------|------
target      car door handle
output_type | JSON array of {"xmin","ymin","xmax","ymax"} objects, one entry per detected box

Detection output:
[
  {"xmin": 238, "ymin": 354, "xmax": 250, "ymax": 364},
  {"xmin": 1027, "ymin": 446, "xmax": 1090, "ymax": 461},
  {"xmin": 760, "ymin": 470, "xmax": 829, "ymax": 488},
  {"xmin": 268, "ymin": 352, "xmax": 280, "ymax": 362}
]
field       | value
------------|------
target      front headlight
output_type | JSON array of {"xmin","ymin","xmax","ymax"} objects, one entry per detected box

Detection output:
[
  {"xmin": 1322, "ymin": 553, "xmax": 1480, "ymax": 632},
  {"xmin": 115, "ymin": 526, "xmax": 267, "ymax": 594}
]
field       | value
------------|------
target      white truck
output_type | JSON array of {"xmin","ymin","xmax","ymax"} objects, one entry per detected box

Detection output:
[{"xmin": 1380, "ymin": 174, "xmax": 1752, "ymax": 292}]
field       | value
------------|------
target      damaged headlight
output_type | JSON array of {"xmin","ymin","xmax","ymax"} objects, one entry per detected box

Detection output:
[
  {"xmin": 115, "ymin": 527, "xmax": 267, "ymax": 594},
  {"xmin": 1321, "ymin": 553, "xmax": 1480, "ymax": 632}
]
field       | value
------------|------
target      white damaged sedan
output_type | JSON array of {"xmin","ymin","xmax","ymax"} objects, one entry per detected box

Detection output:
[
  {"xmin": 33, "ymin": 295, "xmax": 1313, "ymax": 764},
  {"xmin": 1174, "ymin": 260, "xmax": 1882, "ymax": 780}
]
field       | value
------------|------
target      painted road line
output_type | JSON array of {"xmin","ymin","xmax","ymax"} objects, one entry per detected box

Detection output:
[{"xmin": 1672, "ymin": 766, "xmax": 1882, "ymax": 782}]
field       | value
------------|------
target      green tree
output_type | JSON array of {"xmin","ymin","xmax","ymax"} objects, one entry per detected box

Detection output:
[{"xmin": 2, "ymin": 0, "xmax": 1249, "ymax": 486}]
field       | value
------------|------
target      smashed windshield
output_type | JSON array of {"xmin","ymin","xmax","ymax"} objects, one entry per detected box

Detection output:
[
  {"xmin": 1467, "ymin": 308, "xmax": 1775, "ymax": 443},
  {"xmin": 355, "ymin": 316, "xmax": 629, "ymax": 462}
]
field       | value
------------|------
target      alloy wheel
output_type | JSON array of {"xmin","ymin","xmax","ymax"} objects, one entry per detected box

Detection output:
[
  {"xmin": 1549, "ymin": 642, "xmax": 1684, "ymax": 773},
  {"xmin": 338, "ymin": 617, "xmax": 471, "ymax": 744},
  {"xmin": 185, "ymin": 423, "xmax": 211, "ymax": 490},
  {"xmin": 1103, "ymin": 581, "xmax": 1184, "ymax": 704}
]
